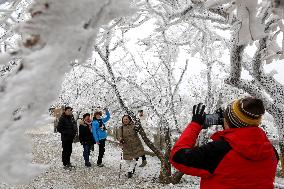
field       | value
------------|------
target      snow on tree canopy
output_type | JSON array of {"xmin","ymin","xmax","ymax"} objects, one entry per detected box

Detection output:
[
  {"xmin": 0, "ymin": 0, "xmax": 283, "ymax": 187},
  {"xmin": 0, "ymin": 0, "xmax": 135, "ymax": 184}
]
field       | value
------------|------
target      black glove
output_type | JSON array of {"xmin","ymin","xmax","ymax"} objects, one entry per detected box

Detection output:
[{"xmin": 191, "ymin": 103, "xmax": 206, "ymax": 127}]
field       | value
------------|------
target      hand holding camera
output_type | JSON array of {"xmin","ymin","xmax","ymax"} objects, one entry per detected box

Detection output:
[
  {"xmin": 191, "ymin": 103, "xmax": 224, "ymax": 129},
  {"xmin": 203, "ymin": 107, "xmax": 224, "ymax": 129}
]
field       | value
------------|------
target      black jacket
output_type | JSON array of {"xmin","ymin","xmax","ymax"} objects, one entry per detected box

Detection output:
[
  {"xmin": 57, "ymin": 114, "xmax": 77, "ymax": 141},
  {"xmin": 79, "ymin": 122, "xmax": 95, "ymax": 145}
]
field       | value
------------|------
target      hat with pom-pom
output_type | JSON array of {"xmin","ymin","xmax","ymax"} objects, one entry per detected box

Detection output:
[{"xmin": 224, "ymin": 97, "xmax": 265, "ymax": 128}]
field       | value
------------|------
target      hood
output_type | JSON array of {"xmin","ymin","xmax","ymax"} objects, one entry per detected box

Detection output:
[{"xmin": 211, "ymin": 127, "xmax": 274, "ymax": 161}]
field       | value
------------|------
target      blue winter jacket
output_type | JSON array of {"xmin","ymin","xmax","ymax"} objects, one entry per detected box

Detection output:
[{"xmin": 92, "ymin": 111, "xmax": 110, "ymax": 142}]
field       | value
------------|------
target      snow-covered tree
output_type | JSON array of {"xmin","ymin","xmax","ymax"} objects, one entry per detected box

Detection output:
[
  {"xmin": 0, "ymin": 0, "xmax": 283, "ymax": 185},
  {"xmin": 0, "ymin": 0, "xmax": 136, "ymax": 184},
  {"xmin": 203, "ymin": 0, "xmax": 284, "ymax": 176},
  {"xmin": 138, "ymin": 0, "xmax": 284, "ymax": 179}
]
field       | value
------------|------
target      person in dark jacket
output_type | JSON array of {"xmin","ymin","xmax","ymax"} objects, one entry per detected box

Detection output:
[
  {"xmin": 57, "ymin": 106, "xmax": 78, "ymax": 169},
  {"xmin": 79, "ymin": 113, "xmax": 95, "ymax": 167},
  {"xmin": 170, "ymin": 97, "xmax": 279, "ymax": 189}
]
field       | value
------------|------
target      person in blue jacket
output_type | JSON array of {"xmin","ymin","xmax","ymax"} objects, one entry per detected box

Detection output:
[{"xmin": 92, "ymin": 108, "xmax": 110, "ymax": 167}]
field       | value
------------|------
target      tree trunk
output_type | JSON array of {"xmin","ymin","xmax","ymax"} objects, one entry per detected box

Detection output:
[
  {"xmin": 98, "ymin": 43, "xmax": 186, "ymax": 184},
  {"xmin": 159, "ymin": 155, "xmax": 184, "ymax": 184},
  {"xmin": 159, "ymin": 158, "xmax": 172, "ymax": 184},
  {"xmin": 171, "ymin": 171, "xmax": 184, "ymax": 184},
  {"xmin": 271, "ymin": 107, "xmax": 284, "ymax": 177},
  {"xmin": 251, "ymin": 38, "xmax": 284, "ymax": 177}
]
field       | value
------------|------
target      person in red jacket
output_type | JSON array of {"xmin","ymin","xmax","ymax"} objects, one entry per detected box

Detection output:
[{"xmin": 170, "ymin": 97, "xmax": 279, "ymax": 189}]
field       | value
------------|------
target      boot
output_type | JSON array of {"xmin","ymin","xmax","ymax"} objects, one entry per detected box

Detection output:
[
  {"xmin": 97, "ymin": 163, "xmax": 104, "ymax": 167},
  {"xmin": 127, "ymin": 172, "xmax": 133, "ymax": 178},
  {"xmin": 85, "ymin": 162, "xmax": 92, "ymax": 167},
  {"xmin": 139, "ymin": 160, "xmax": 147, "ymax": 167},
  {"xmin": 67, "ymin": 163, "xmax": 75, "ymax": 168}
]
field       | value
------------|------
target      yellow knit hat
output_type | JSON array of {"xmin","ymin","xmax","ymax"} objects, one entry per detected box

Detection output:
[{"xmin": 224, "ymin": 97, "xmax": 265, "ymax": 128}]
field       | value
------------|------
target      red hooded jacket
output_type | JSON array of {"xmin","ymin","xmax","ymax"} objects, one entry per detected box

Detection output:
[{"xmin": 170, "ymin": 122, "xmax": 278, "ymax": 189}]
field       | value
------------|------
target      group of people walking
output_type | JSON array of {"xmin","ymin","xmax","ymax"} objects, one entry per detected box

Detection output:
[{"xmin": 57, "ymin": 106, "xmax": 147, "ymax": 178}]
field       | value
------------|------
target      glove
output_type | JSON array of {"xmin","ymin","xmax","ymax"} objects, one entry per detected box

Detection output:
[{"xmin": 191, "ymin": 103, "xmax": 206, "ymax": 127}]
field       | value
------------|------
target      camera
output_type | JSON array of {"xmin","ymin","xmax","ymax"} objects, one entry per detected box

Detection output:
[{"xmin": 203, "ymin": 113, "xmax": 224, "ymax": 128}]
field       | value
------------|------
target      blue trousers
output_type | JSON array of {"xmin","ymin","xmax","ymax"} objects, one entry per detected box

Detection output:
[{"xmin": 83, "ymin": 144, "xmax": 91, "ymax": 163}]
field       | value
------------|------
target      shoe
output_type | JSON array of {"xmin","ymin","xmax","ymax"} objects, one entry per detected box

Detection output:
[
  {"xmin": 97, "ymin": 163, "xmax": 104, "ymax": 167},
  {"xmin": 63, "ymin": 165, "xmax": 72, "ymax": 170},
  {"xmin": 127, "ymin": 172, "xmax": 133, "ymax": 178},
  {"xmin": 64, "ymin": 163, "xmax": 75, "ymax": 170},
  {"xmin": 139, "ymin": 160, "xmax": 147, "ymax": 167},
  {"xmin": 85, "ymin": 162, "xmax": 92, "ymax": 167},
  {"xmin": 67, "ymin": 163, "xmax": 75, "ymax": 168}
]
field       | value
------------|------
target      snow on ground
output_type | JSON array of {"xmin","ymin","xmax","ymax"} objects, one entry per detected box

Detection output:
[
  {"xmin": 0, "ymin": 123, "xmax": 200, "ymax": 189},
  {"xmin": 0, "ymin": 120, "xmax": 283, "ymax": 189},
  {"xmin": 275, "ymin": 178, "xmax": 284, "ymax": 189}
]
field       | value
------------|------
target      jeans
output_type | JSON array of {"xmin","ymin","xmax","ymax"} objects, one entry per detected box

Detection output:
[
  {"xmin": 83, "ymin": 144, "xmax": 91, "ymax": 163},
  {"xmin": 97, "ymin": 139, "xmax": 106, "ymax": 165},
  {"xmin": 62, "ymin": 140, "xmax": 73, "ymax": 166}
]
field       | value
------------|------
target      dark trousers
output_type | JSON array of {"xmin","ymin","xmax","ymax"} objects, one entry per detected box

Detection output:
[
  {"xmin": 62, "ymin": 140, "xmax": 73, "ymax": 166},
  {"xmin": 83, "ymin": 144, "xmax": 91, "ymax": 163},
  {"xmin": 136, "ymin": 155, "xmax": 146, "ymax": 161},
  {"xmin": 97, "ymin": 139, "xmax": 106, "ymax": 165}
]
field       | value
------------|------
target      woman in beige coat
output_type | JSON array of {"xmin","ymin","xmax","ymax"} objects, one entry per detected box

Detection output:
[{"xmin": 118, "ymin": 115, "xmax": 146, "ymax": 178}]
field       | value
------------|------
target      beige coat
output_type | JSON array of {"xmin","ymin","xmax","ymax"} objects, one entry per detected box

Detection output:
[{"xmin": 117, "ymin": 123, "xmax": 145, "ymax": 160}]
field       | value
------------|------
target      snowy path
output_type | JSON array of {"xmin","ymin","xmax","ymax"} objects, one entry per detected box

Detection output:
[
  {"xmin": 0, "ymin": 124, "xmax": 199, "ymax": 189},
  {"xmin": 1, "ymin": 124, "xmax": 283, "ymax": 189}
]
